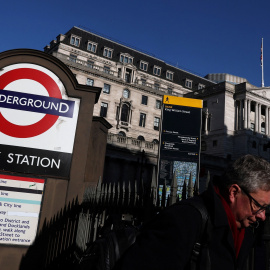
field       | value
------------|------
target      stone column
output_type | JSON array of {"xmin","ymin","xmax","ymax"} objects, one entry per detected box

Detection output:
[
  {"xmin": 244, "ymin": 99, "xmax": 248, "ymax": 129},
  {"xmin": 239, "ymin": 99, "xmax": 243, "ymax": 130},
  {"xmin": 266, "ymin": 106, "xmax": 269, "ymax": 135},
  {"xmin": 235, "ymin": 100, "xmax": 239, "ymax": 131},
  {"xmin": 255, "ymin": 103, "xmax": 259, "ymax": 132},
  {"xmin": 247, "ymin": 100, "xmax": 250, "ymax": 129},
  {"xmin": 258, "ymin": 104, "xmax": 261, "ymax": 133}
]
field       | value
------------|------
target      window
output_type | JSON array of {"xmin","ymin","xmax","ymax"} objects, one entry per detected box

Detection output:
[
  {"xmin": 203, "ymin": 100, "xmax": 207, "ymax": 108},
  {"xmin": 185, "ymin": 79, "xmax": 193, "ymax": 89},
  {"xmin": 100, "ymin": 102, "xmax": 108, "ymax": 117},
  {"xmin": 153, "ymin": 66, "xmax": 161, "ymax": 76},
  {"xmin": 141, "ymin": 95, "xmax": 148, "ymax": 105},
  {"xmin": 87, "ymin": 41, "xmax": 97, "ymax": 53},
  {"xmin": 70, "ymin": 35, "xmax": 80, "ymax": 47},
  {"xmin": 103, "ymin": 47, "xmax": 113, "ymax": 58},
  {"xmin": 87, "ymin": 60, "xmax": 94, "ymax": 68},
  {"xmin": 104, "ymin": 66, "xmax": 110, "ymax": 74},
  {"xmin": 250, "ymin": 123, "xmax": 255, "ymax": 131},
  {"xmin": 118, "ymin": 131, "xmax": 126, "ymax": 137},
  {"xmin": 103, "ymin": 83, "xmax": 111, "ymax": 94},
  {"xmin": 121, "ymin": 104, "xmax": 130, "ymax": 122},
  {"xmin": 213, "ymin": 140, "xmax": 217, "ymax": 147},
  {"xmin": 137, "ymin": 135, "xmax": 145, "ymax": 141},
  {"xmin": 156, "ymin": 100, "xmax": 161, "ymax": 109},
  {"xmin": 140, "ymin": 61, "xmax": 148, "ymax": 71},
  {"xmin": 252, "ymin": 141, "xmax": 257, "ymax": 149},
  {"xmin": 139, "ymin": 113, "xmax": 146, "ymax": 127},
  {"xmin": 154, "ymin": 83, "xmax": 160, "ymax": 90},
  {"xmin": 123, "ymin": 89, "xmax": 130, "ymax": 99},
  {"xmin": 154, "ymin": 117, "xmax": 160, "ymax": 130},
  {"xmin": 86, "ymin": 78, "xmax": 94, "ymax": 86},
  {"xmin": 166, "ymin": 71, "xmax": 174, "ymax": 81},
  {"xmin": 120, "ymin": 54, "xmax": 133, "ymax": 64},
  {"xmin": 167, "ymin": 87, "xmax": 173, "ymax": 95},
  {"xmin": 141, "ymin": 79, "xmax": 146, "ymax": 86},
  {"xmin": 69, "ymin": 54, "xmax": 77, "ymax": 63},
  {"xmin": 198, "ymin": 84, "xmax": 205, "ymax": 90}
]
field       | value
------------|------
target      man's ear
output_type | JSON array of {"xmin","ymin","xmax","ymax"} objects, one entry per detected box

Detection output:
[{"xmin": 228, "ymin": 184, "xmax": 241, "ymax": 203}]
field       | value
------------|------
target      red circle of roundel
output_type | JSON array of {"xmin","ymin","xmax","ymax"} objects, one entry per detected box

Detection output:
[{"xmin": 0, "ymin": 68, "xmax": 62, "ymax": 138}]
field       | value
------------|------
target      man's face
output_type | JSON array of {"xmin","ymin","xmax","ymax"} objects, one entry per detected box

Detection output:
[{"xmin": 230, "ymin": 185, "xmax": 270, "ymax": 229}]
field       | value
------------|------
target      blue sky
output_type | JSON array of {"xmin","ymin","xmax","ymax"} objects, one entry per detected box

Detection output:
[{"xmin": 1, "ymin": 0, "xmax": 269, "ymax": 87}]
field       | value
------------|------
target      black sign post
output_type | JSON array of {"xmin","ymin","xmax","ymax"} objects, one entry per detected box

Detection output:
[{"xmin": 158, "ymin": 95, "xmax": 202, "ymax": 201}]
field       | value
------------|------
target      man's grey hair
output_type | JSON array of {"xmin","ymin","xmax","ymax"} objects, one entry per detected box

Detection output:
[{"xmin": 222, "ymin": 154, "xmax": 270, "ymax": 193}]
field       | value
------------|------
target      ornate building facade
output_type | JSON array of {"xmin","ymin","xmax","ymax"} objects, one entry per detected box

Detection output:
[{"xmin": 44, "ymin": 26, "xmax": 214, "ymax": 185}]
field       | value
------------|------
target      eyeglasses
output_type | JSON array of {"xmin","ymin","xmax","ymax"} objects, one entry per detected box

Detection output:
[{"xmin": 241, "ymin": 187, "xmax": 268, "ymax": 215}]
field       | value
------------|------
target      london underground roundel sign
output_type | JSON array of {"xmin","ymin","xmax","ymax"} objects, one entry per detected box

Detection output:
[
  {"xmin": 0, "ymin": 63, "xmax": 80, "ymax": 178},
  {"xmin": 0, "ymin": 67, "xmax": 62, "ymax": 138}
]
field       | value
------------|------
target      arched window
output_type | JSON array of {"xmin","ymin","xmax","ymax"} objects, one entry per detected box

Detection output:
[
  {"xmin": 118, "ymin": 131, "xmax": 126, "ymax": 137},
  {"xmin": 152, "ymin": 139, "xmax": 159, "ymax": 144},
  {"xmin": 121, "ymin": 104, "xmax": 129, "ymax": 122},
  {"xmin": 137, "ymin": 135, "xmax": 145, "ymax": 141},
  {"xmin": 252, "ymin": 141, "xmax": 257, "ymax": 149}
]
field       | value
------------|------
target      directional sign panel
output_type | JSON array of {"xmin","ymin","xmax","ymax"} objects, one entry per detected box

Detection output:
[
  {"xmin": 0, "ymin": 174, "xmax": 45, "ymax": 246},
  {"xmin": 0, "ymin": 63, "xmax": 80, "ymax": 177},
  {"xmin": 158, "ymin": 95, "xmax": 202, "ymax": 200}
]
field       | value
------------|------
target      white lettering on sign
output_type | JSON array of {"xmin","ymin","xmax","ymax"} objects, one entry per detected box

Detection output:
[{"xmin": 6, "ymin": 153, "xmax": 60, "ymax": 169}]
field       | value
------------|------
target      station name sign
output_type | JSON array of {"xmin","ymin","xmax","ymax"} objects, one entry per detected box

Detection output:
[{"xmin": 0, "ymin": 63, "xmax": 80, "ymax": 178}]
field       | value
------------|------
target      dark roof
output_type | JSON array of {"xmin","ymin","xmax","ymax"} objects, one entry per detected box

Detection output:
[{"xmin": 60, "ymin": 26, "xmax": 215, "ymax": 91}]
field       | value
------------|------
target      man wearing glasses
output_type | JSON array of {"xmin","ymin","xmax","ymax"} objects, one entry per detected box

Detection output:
[{"xmin": 115, "ymin": 155, "xmax": 270, "ymax": 270}]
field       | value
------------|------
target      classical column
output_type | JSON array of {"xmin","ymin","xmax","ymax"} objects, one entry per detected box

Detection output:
[
  {"xmin": 235, "ymin": 100, "xmax": 239, "ymax": 131},
  {"xmin": 244, "ymin": 99, "xmax": 248, "ymax": 129},
  {"xmin": 258, "ymin": 104, "xmax": 261, "ymax": 133},
  {"xmin": 266, "ymin": 106, "xmax": 269, "ymax": 135},
  {"xmin": 247, "ymin": 100, "xmax": 250, "ymax": 129},
  {"xmin": 255, "ymin": 103, "xmax": 259, "ymax": 132},
  {"xmin": 239, "ymin": 99, "xmax": 243, "ymax": 130}
]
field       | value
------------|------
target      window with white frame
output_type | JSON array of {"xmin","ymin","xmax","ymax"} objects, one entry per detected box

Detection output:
[
  {"xmin": 154, "ymin": 83, "xmax": 160, "ymax": 91},
  {"xmin": 103, "ymin": 83, "xmax": 111, "ymax": 94},
  {"xmin": 70, "ymin": 35, "xmax": 80, "ymax": 47},
  {"xmin": 156, "ymin": 100, "xmax": 161, "ymax": 109},
  {"xmin": 123, "ymin": 89, "xmax": 130, "ymax": 99},
  {"xmin": 120, "ymin": 54, "xmax": 133, "ymax": 64},
  {"xmin": 166, "ymin": 71, "xmax": 174, "ymax": 81},
  {"xmin": 140, "ymin": 61, "xmax": 148, "ymax": 71},
  {"xmin": 87, "ymin": 60, "xmax": 94, "ymax": 68},
  {"xmin": 154, "ymin": 117, "xmax": 160, "ymax": 130},
  {"xmin": 104, "ymin": 66, "xmax": 110, "ymax": 74},
  {"xmin": 100, "ymin": 102, "xmax": 108, "ymax": 117},
  {"xmin": 141, "ymin": 79, "xmax": 146, "ymax": 86},
  {"xmin": 86, "ymin": 78, "xmax": 94, "ymax": 86},
  {"xmin": 141, "ymin": 95, "xmax": 148, "ymax": 105},
  {"xmin": 87, "ymin": 41, "xmax": 97, "ymax": 53},
  {"xmin": 198, "ymin": 83, "xmax": 205, "ymax": 90},
  {"xmin": 153, "ymin": 66, "xmax": 161, "ymax": 76},
  {"xmin": 103, "ymin": 47, "xmax": 113, "ymax": 58},
  {"xmin": 185, "ymin": 79, "xmax": 193, "ymax": 89},
  {"xmin": 167, "ymin": 87, "xmax": 173, "ymax": 94},
  {"xmin": 139, "ymin": 113, "xmax": 146, "ymax": 127},
  {"xmin": 69, "ymin": 54, "xmax": 77, "ymax": 63}
]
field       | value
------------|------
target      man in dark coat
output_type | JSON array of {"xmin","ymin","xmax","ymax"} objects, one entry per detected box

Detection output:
[{"xmin": 115, "ymin": 155, "xmax": 270, "ymax": 269}]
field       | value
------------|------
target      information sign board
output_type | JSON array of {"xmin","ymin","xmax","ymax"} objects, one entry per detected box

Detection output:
[
  {"xmin": 0, "ymin": 174, "xmax": 45, "ymax": 246},
  {"xmin": 0, "ymin": 63, "xmax": 80, "ymax": 177},
  {"xmin": 158, "ymin": 95, "xmax": 202, "ymax": 200}
]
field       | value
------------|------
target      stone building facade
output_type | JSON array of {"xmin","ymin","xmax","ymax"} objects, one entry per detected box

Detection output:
[
  {"xmin": 44, "ymin": 26, "xmax": 214, "ymax": 185},
  {"xmin": 186, "ymin": 80, "xmax": 270, "ymax": 163}
]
